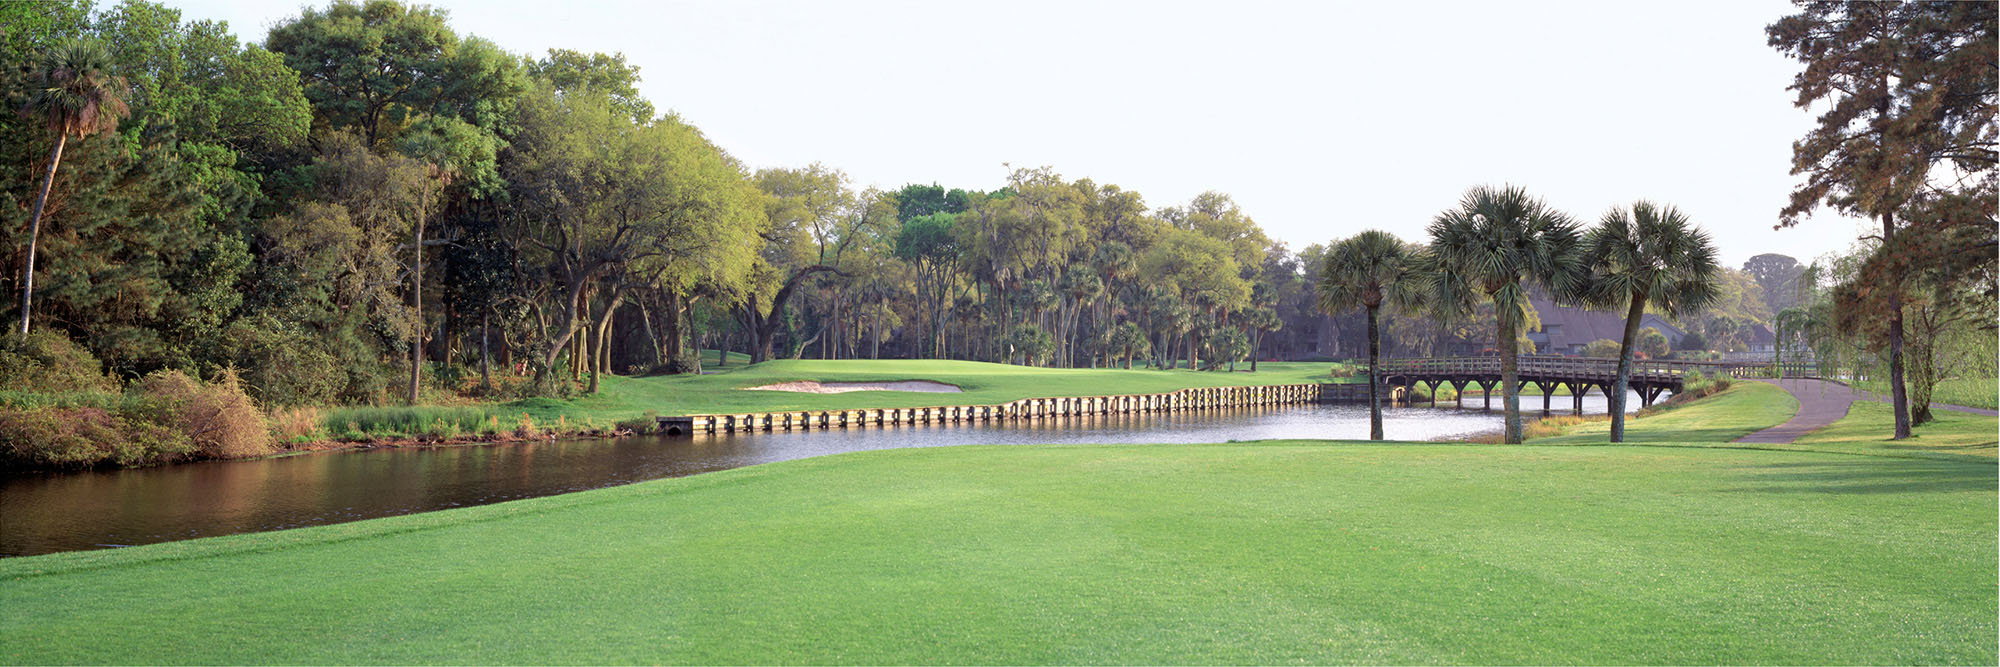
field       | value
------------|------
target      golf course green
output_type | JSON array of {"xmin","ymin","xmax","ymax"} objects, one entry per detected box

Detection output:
[
  {"xmin": 1, "ymin": 379, "xmax": 1993, "ymax": 664},
  {"xmin": 540, "ymin": 358, "xmax": 1351, "ymax": 423}
]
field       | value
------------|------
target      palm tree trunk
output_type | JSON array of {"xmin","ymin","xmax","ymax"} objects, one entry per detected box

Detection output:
[
  {"xmin": 480, "ymin": 311, "xmax": 492, "ymax": 389},
  {"xmin": 1188, "ymin": 331, "xmax": 1199, "ymax": 370},
  {"xmin": 19, "ymin": 134, "xmax": 67, "ymax": 338},
  {"xmin": 1367, "ymin": 305, "xmax": 1383, "ymax": 441},
  {"xmin": 1250, "ymin": 329, "xmax": 1261, "ymax": 373},
  {"xmin": 1610, "ymin": 295, "xmax": 1648, "ymax": 443},
  {"xmin": 1499, "ymin": 311, "xmax": 1522, "ymax": 444}
]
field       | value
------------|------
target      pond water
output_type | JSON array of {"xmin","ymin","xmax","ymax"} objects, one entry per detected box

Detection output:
[{"xmin": 0, "ymin": 392, "xmax": 1649, "ymax": 557}]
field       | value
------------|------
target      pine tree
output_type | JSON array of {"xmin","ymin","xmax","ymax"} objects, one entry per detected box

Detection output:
[{"xmin": 1769, "ymin": 1, "xmax": 1996, "ymax": 438}]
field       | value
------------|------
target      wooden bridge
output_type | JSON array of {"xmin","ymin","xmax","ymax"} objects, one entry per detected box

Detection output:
[{"xmin": 1367, "ymin": 355, "xmax": 1763, "ymax": 412}]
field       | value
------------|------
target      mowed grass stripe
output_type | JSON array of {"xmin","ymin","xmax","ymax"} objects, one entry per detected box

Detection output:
[{"xmin": 1, "ymin": 442, "xmax": 1991, "ymax": 665}]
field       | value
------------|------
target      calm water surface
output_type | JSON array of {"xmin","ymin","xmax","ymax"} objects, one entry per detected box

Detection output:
[{"xmin": 1, "ymin": 393, "xmax": 1647, "ymax": 557}]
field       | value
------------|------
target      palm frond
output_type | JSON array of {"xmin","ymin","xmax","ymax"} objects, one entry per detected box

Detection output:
[
  {"xmin": 25, "ymin": 39, "xmax": 130, "ymax": 139},
  {"xmin": 1581, "ymin": 200, "xmax": 1721, "ymax": 317}
]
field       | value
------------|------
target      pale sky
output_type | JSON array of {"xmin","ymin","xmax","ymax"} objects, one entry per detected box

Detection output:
[{"xmin": 172, "ymin": 0, "xmax": 1873, "ymax": 268}]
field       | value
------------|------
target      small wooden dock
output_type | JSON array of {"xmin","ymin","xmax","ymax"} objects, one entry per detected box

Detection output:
[{"xmin": 658, "ymin": 382, "xmax": 1364, "ymax": 435}]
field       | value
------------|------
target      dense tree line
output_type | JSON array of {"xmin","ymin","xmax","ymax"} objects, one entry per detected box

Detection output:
[
  {"xmin": 4, "ymin": 0, "xmax": 1989, "ymax": 453},
  {"xmin": 0, "ymin": 0, "xmax": 1365, "ymax": 409}
]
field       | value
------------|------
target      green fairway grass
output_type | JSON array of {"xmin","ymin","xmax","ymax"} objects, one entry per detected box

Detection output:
[
  {"xmin": 1, "ymin": 440, "xmax": 1990, "ymax": 664},
  {"xmin": 1858, "ymin": 377, "xmax": 2000, "ymax": 410},
  {"xmin": 1789, "ymin": 401, "xmax": 1998, "ymax": 462},
  {"xmin": 521, "ymin": 358, "xmax": 1348, "ymax": 424},
  {"xmin": 697, "ymin": 348, "xmax": 755, "ymax": 367}
]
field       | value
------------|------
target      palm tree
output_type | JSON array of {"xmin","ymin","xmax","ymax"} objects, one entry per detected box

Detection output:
[
  {"xmin": 1425, "ymin": 185, "xmax": 1586, "ymax": 444},
  {"xmin": 1089, "ymin": 241, "xmax": 1134, "ymax": 366},
  {"xmin": 17, "ymin": 40, "xmax": 130, "ymax": 337},
  {"xmin": 1579, "ymin": 202, "xmax": 1719, "ymax": 442},
  {"xmin": 1058, "ymin": 264, "xmax": 1101, "ymax": 367},
  {"xmin": 1318, "ymin": 230, "xmax": 1425, "ymax": 440}
]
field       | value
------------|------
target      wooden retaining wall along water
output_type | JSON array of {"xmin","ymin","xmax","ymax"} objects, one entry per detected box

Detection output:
[{"xmin": 657, "ymin": 383, "xmax": 1366, "ymax": 435}]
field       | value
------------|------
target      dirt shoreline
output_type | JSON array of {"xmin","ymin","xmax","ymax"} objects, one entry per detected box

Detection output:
[{"xmin": 3, "ymin": 428, "xmax": 634, "ymax": 473}]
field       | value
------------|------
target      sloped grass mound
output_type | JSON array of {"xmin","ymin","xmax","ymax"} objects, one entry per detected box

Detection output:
[{"xmin": 1527, "ymin": 381, "xmax": 1798, "ymax": 445}]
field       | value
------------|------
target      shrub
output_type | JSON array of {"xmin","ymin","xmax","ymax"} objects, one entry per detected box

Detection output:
[
  {"xmin": 1680, "ymin": 370, "xmax": 1733, "ymax": 398},
  {"xmin": 1636, "ymin": 328, "xmax": 1671, "ymax": 359},
  {"xmin": 614, "ymin": 414, "xmax": 659, "ymax": 434},
  {"xmin": 216, "ymin": 316, "xmax": 344, "ymax": 407},
  {"xmin": 0, "ymin": 389, "xmax": 126, "ymax": 410},
  {"xmin": 1643, "ymin": 371, "xmax": 1735, "ymax": 413},
  {"xmin": 1006, "ymin": 324, "xmax": 1054, "ymax": 366},
  {"xmin": 424, "ymin": 417, "xmax": 462, "ymax": 440},
  {"xmin": 0, "ymin": 403, "xmax": 195, "ymax": 469},
  {"xmin": 1581, "ymin": 339, "xmax": 1622, "ymax": 359},
  {"xmin": 0, "ymin": 330, "xmax": 118, "ymax": 394},
  {"xmin": 268, "ymin": 406, "xmax": 325, "ymax": 442},
  {"xmin": 432, "ymin": 363, "xmax": 470, "ymax": 392},
  {"xmin": 0, "ymin": 407, "xmax": 123, "ymax": 467},
  {"xmin": 113, "ymin": 413, "xmax": 197, "ymax": 467},
  {"xmin": 136, "ymin": 369, "xmax": 273, "ymax": 459}
]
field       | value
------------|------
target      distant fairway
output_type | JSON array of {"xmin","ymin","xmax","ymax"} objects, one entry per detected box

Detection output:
[{"xmin": 533, "ymin": 358, "xmax": 1347, "ymax": 423}]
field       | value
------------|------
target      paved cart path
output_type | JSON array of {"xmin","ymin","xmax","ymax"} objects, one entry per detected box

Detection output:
[{"xmin": 1736, "ymin": 378, "xmax": 1997, "ymax": 444}]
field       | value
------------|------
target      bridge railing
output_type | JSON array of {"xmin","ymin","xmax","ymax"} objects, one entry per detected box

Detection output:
[
  {"xmin": 1364, "ymin": 355, "xmax": 1762, "ymax": 383},
  {"xmin": 1722, "ymin": 360, "xmax": 1852, "ymax": 381}
]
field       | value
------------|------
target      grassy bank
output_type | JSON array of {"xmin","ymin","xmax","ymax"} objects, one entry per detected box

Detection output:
[
  {"xmin": 4, "ymin": 357, "xmax": 1347, "ymax": 468},
  {"xmin": 1522, "ymin": 378, "xmax": 1999, "ymax": 462},
  {"xmin": 2, "ymin": 438, "xmax": 1990, "ymax": 664},
  {"xmin": 1524, "ymin": 381, "xmax": 1799, "ymax": 445}
]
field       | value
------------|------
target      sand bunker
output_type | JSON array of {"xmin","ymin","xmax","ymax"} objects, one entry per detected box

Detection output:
[{"xmin": 745, "ymin": 380, "xmax": 963, "ymax": 394}]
